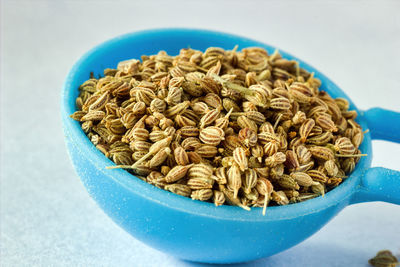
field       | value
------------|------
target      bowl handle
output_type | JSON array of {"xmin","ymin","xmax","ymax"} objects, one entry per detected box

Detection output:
[
  {"xmin": 362, "ymin": 107, "xmax": 400, "ymax": 143},
  {"xmin": 350, "ymin": 107, "xmax": 400, "ymax": 204}
]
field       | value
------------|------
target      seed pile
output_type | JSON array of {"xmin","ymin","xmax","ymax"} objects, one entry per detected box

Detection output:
[{"xmin": 71, "ymin": 46, "xmax": 365, "ymax": 213}]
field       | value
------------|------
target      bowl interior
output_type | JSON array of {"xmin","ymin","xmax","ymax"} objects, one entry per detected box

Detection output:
[{"xmin": 62, "ymin": 28, "xmax": 372, "ymax": 221}]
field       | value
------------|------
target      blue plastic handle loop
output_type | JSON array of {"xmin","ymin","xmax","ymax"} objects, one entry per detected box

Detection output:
[
  {"xmin": 363, "ymin": 107, "xmax": 400, "ymax": 143},
  {"xmin": 352, "ymin": 108, "xmax": 400, "ymax": 204}
]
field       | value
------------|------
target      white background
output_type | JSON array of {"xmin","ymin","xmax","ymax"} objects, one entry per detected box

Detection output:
[{"xmin": 1, "ymin": 0, "xmax": 400, "ymax": 266}]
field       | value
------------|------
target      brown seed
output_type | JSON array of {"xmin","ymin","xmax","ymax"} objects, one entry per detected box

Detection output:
[
  {"xmin": 130, "ymin": 128, "xmax": 150, "ymax": 141},
  {"xmin": 311, "ymin": 182, "xmax": 325, "ymax": 196},
  {"xmin": 187, "ymin": 177, "xmax": 214, "ymax": 190},
  {"xmin": 89, "ymin": 91, "xmax": 110, "ymax": 111},
  {"xmin": 164, "ymin": 164, "xmax": 193, "ymax": 183},
  {"xmin": 227, "ymin": 163, "xmax": 242, "ymax": 199},
  {"xmin": 271, "ymin": 191, "xmax": 289, "ymax": 205},
  {"xmin": 291, "ymin": 172, "xmax": 318, "ymax": 186},
  {"xmin": 180, "ymin": 126, "xmax": 200, "ymax": 137},
  {"xmin": 307, "ymin": 131, "xmax": 333, "ymax": 145},
  {"xmin": 165, "ymin": 101, "xmax": 190, "ymax": 118},
  {"xmin": 195, "ymin": 144, "xmax": 219, "ymax": 158},
  {"xmin": 243, "ymin": 168, "xmax": 258, "ymax": 194},
  {"xmin": 285, "ymin": 150, "xmax": 300, "ymax": 170},
  {"xmin": 81, "ymin": 110, "xmax": 105, "ymax": 121},
  {"xmin": 288, "ymin": 82, "xmax": 313, "ymax": 103},
  {"xmin": 192, "ymin": 101, "xmax": 210, "ymax": 115},
  {"xmin": 222, "ymin": 135, "xmax": 242, "ymax": 155},
  {"xmin": 150, "ymin": 98, "xmax": 167, "ymax": 113},
  {"xmin": 223, "ymin": 98, "xmax": 241, "ymax": 112},
  {"xmin": 200, "ymin": 76, "xmax": 221, "ymax": 94},
  {"xmin": 70, "ymin": 111, "xmax": 87, "ymax": 121},
  {"xmin": 214, "ymin": 167, "xmax": 228, "ymax": 184},
  {"xmin": 164, "ymin": 184, "xmax": 192, "ymax": 197},
  {"xmin": 191, "ymin": 189, "xmax": 213, "ymax": 201},
  {"xmin": 307, "ymin": 169, "xmax": 328, "ymax": 183},
  {"xmin": 270, "ymin": 97, "xmax": 291, "ymax": 110},
  {"xmin": 341, "ymin": 158, "xmax": 355, "ymax": 174},
  {"xmin": 199, "ymin": 108, "xmax": 221, "ymax": 128},
  {"xmin": 188, "ymin": 163, "xmax": 213, "ymax": 180},
  {"xmin": 258, "ymin": 132, "xmax": 280, "ymax": 144},
  {"xmin": 214, "ymin": 108, "xmax": 233, "ymax": 130},
  {"xmin": 299, "ymin": 118, "xmax": 315, "ymax": 142},
  {"xmin": 175, "ymin": 114, "xmax": 196, "ymax": 127},
  {"xmin": 199, "ymin": 126, "xmax": 225, "ymax": 146},
  {"xmin": 181, "ymin": 137, "xmax": 202, "ymax": 150},
  {"xmin": 296, "ymin": 145, "xmax": 312, "ymax": 164},
  {"xmin": 203, "ymin": 93, "xmax": 222, "ymax": 109},
  {"xmin": 149, "ymin": 147, "xmax": 171, "ymax": 168},
  {"xmin": 243, "ymin": 111, "xmax": 266, "ymax": 124},
  {"xmin": 233, "ymin": 147, "xmax": 248, "ymax": 171},
  {"xmin": 277, "ymin": 174, "xmax": 300, "ymax": 190},
  {"xmin": 237, "ymin": 115, "xmax": 258, "ymax": 132},
  {"xmin": 259, "ymin": 121, "xmax": 275, "ymax": 134},
  {"xmin": 238, "ymin": 128, "xmax": 258, "ymax": 147},
  {"xmin": 308, "ymin": 146, "xmax": 335, "ymax": 161},
  {"xmin": 292, "ymin": 111, "xmax": 306, "ymax": 125},
  {"xmin": 213, "ymin": 190, "xmax": 226, "ymax": 206},
  {"xmin": 174, "ymin": 146, "xmax": 190, "ymax": 165},
  {"xmin": 265, "ymin": 152, "xmax": 286, "ymax": 167},
  {"xmin": 187, "ymin": 151, "xmax": 203, "ymax": 164},
  {"xmin": 324, "ymin": 159, "xmax": 339, "ymax": 176},
  {"xmin": 335, "ymin": 137, "xmax": 356, "ymax": 155},
  {"xmin": 251, "ymin": 144, "xmax": 264, "ymax": 163},
  {"xmin": 263, "ymin": 142, "xmax": 278, "ymax": 157}
]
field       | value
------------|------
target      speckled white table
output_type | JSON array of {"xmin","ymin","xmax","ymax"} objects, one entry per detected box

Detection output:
[{"xmin": 1, "ymin": 1, "xmax": 400, "ymax": 266}]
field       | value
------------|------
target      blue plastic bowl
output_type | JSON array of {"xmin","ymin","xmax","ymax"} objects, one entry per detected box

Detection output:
[{"xmin": 61, "ymin": 28, "xmax": 400, "ymax": 264}]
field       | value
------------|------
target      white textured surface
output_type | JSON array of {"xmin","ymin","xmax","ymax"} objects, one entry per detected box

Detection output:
[{"xmin": 1, "ymin": 0, "xmax": 400, "ymax": 266}]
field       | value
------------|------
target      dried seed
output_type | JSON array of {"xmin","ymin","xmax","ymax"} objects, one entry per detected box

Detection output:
[
  {"xmin": 165, "ymin": 184, "xmax": 192, "ymax": 197},
  {"xmin": 213, "ymin": 190, "xmax": 226, "ymax": 206},
  {"xmin": 214, "ymin": 167, "xmax": 228, "ymax": 184},
  {"xmin": 199, "ymin": 126, "xmax": 225, "ymax": 146},
  {"xmin": 265, "ymin": 152, "xmax": 286, "ymax": 167},
  {"xmin": 149, "ymin": 147, "xmax": 171, "ymax": 168},
  {"xmin": 174, "ymin": 146, "xmax": 190, "ymax": 165},
  {"xmin": 307, "ymin": 169, "xmax": 328, "ymax": 183},
  {"xmin": 165, "ymin": 164, "xmax": 193, "ymax": 183},
  {"xmin": 227, "ymin": 163, "xmax": 242, "ymax": 199},
  {"xmin": 237, "ymin": 115, "xmax": 258, "ymax": 132},
  {"xmin": 278, "ymin": 174, "xmax": 300, "ymax": 190},
  {"xmin": 187, "ymin": 177, "xmax": 214, "ymax": 190},
  {"xmin": 299, "ymin": 118, "xmax": 315, "ymax": 142},
  {"xmin": 272, "ymin": 191, "xmax": 289, "ymax": 205},
  {"xmin": 188, "ymin": 163, "xmax": 213, "ymax": 180},
  {"xmin": 180, "ymin": 126, "xmax": 200, "ymax": 137},
  {"xmin": 195, "ymin": 144, "xmax": 218, "ymax": 158},
  {"xmin": 199, "ymin": 108, "xmax": 220, "ymax": 128},
  {"xmin": 296, "ymin": 145, "xmax": 312, "ymax": 164},
  {"xmin": 243, "ymin": 168, "xmax": 258, "ymax": 193},
  {"xmin": 81, "ymin": 110, "xmax": 105, "ymax": 121},
  {"xmin": 233, "ymin": 147, "xmax": 248, "ymax": 171},
  {"xmin": 334, "ymin": 137, "xmax": 356, "ymax": 155},
  {"xmin": 270, "ymin": 97, "xmax": 291, "ymax": 110},
  {"xmin": 238, "ymin": 128, "xmax": 258, "ymax": 147},
  {"xmin": 316, "ymin": 113, "xmax": 338, "ymax": 132},
  {"xmin": 291, "ymin": 172, "xmax": 318, "ymax": 186},
  {"xmin": 324, "ymin": 159, "xmax": 339, "ymax": 176},
  {"xmin": 308, "ymin": 146, "xmax": 335, "ymax": 161},
  {"xmin": 191, "ymin": 189, "xmax": 213, "ymax": 201}
]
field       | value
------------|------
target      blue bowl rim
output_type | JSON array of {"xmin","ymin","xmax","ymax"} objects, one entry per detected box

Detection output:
[{"xmin": 61, "ymin": 28, "xmax": 372, "ymax": 222}]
